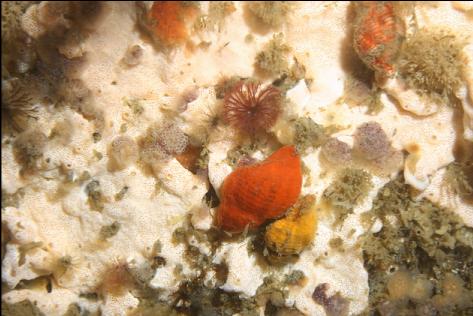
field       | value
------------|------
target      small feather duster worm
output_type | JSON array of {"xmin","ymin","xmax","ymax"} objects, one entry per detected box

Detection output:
[
  {"xmin": 2, "ymin": 78, "xmax": 37, "ymax": 134},
  {"xmin": 223, "ymin": 81, "xmax": 281, "ymax": 134}
]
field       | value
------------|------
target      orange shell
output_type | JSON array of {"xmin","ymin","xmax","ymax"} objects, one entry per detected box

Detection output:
[
  {"xmin": 217, "ymin": 145, "xmax": 302, "ymax": 233},
  {"xmin": 264, "ymin": 195, "xmax": 317, "ymax": 256},
  {"xmin": 175, "ymin": 144, "xmax": 201, "ymax": 173},
  {"xmin": 353, "ymin": 2, "xmax": 404, "ymax": 76},
  {"xmin": 146, "ymin": 1, "xmax": 198, "ymax": 47}
]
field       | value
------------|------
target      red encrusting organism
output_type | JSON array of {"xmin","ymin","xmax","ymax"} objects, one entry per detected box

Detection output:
[
  {"xmin": 145, "ymin": 1, "xmax": 199, "ymax": 47},
  {"xmin": 217, "ymin": 145, "xmax": 302, "ymax": 233},
  {"xmin": 223, "ymin": 81, "xmax": 281, "ymax": 135},
  {"xmin": 353, "ymin": 1, "xmax": 404, "ymax": 77}
]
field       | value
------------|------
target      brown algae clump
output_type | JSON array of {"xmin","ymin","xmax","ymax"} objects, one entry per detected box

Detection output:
[
  {"xmin": 129, "ymin": 300, "xmax": 180, "ymax": 316},
  {"xmin": 293, "ymin": 117, "xmax": 328, "ymax": 154},
  {"xmin": 361, "ymin": 176, "xmax": 473, "ymax": 315},
  {"xmin": 214, "ymin": 75, "xmax": 245, "ymax": 99},
  {"xmin": 226, "ymin": 142, "xmax": 258, "ymax": 167},
  {"xmin": 431, "ymin": 273, "xmax": 472, "ymax": 311},
  {"xmin": 99, "ymin": 221, "xmax": 121, "ymax": 240},
  {"xmin": 443, "ymin": 162, "xmax": 473, "ymax": 200},
  {"xmin": 254, "ymin": 33, "xmax": 291, "ymax": 77},
  {"xmin": 2, "ymin": 2, "xmax": 36, "ymax": 76},
  {"xmin": 398, "ymin": 28, "xmax": 467, "ymax": 105},
  {"xmin": 2, "ymin": 299, "xmax": 45, "ymax": 316},
  {"xmin": 284, "ymin": 270, "xmax": 306, "ymax": 286},
  {"xmin": 13, "ymin": 128, "xmax": 47, "ymax": 175},
  {"xmin": 265, "ymin": 195, "xmax": 317, "ymax": 256},
  {"xmin": 1, "ymin": 188, "xmax": 25, "ymax": 209},
  {"xmin": 85, "ymin": 180, "xmax": 105, "ymax": 212},
  {"xmin": 193, "ymin": 1, "xmax": 236, "ymax": 33},
  {"xmin": 322, "ymin": 168, "xmax": 373, "ymax": 225},
  {"xmin": 1, "ymin": 1, "xmax": 31, "ymax": 44},
  {"xmin": 272, "ymin": 57, "xmax": 308, "ymax": 93},
  {"xmin": 248, "ymin": 1, "xmax": 294, "ymax": 28}
]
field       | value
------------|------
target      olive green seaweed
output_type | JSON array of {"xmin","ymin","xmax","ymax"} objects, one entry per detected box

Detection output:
[{"xmin": 361, "ymin": 176, "xmax": 473, "ymax": 315}]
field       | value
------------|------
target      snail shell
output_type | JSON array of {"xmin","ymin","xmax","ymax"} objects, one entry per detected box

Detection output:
[
  {"xmin": 216, "ymin": 145, "xmax": 302, "ymax": 233},
  {"xmin": 265, "ymin": 195, "xmax": 317, "ymax": 256}
]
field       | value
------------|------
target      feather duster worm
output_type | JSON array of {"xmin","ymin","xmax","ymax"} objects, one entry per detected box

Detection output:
[{"xmin": 223, "ymin": 81, "xmax": 281, "ymax": 135}]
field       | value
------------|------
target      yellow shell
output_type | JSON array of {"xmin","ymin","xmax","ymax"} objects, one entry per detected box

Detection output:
[{"xmin": 264, "ymin": 195, "xmax": 317, "ymax": 256}]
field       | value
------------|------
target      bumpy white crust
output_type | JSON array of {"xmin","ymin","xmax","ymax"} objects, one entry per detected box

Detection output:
[
  {"xmin": 2, "ymin": 2, "xmax": 472, "ymax": 316},
  {"xmin": 381, "ymin": 76, "xmax": 440, "ymax": 116}
]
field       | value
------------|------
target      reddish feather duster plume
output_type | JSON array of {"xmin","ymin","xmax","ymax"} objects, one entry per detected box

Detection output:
[{"xmin": 223, "ymin": 81, "xmax": 281, "ymax": 134}]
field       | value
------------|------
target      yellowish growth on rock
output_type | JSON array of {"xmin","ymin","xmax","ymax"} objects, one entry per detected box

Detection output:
[
  {"xmin": 13, "ymin": 128, "xmax": 47, "ymax": 176},
  {"xmin": 129, "ymin": 300, "xmax": 179, "ymax": 316},
  {"xmin": 293, "ymin": 117, "xmax": 329, "ymax": 154},
  {"xmin": 265, "ymin": 195, "xmax": 317, "ymax": 256},
  {"xmin": 322, "ymin": 168, "xmax": 373, "ymax": 225},
  {"xmin": 99, "ymin": 221, "xmax": 121, "ymax": 240},
  {"xmin": 443, "ymin": 162, "xmax": 473, "ymax": 200},
  {"xmin": 272, "ymin": 57, "xmax": 309, "ymax": 93},
  {"xmin": 361, "ymin": 176, "xmax": 473, "ymax": 314},
  {"xmin": 254, "ymin": 33, "xmax": 291, "ymax": 77},
  {"xmin": 85, "ymin": 180, "xmax": 105, "ymax": 212},
  {"xmin": 194, "ymin": 1, "xmax": 235, "ymax": 33},
  {"xmin": 398, "ymin": 27, "xmax": 467, "ymax": 106},
  {"xmin": 432, "ymin": 273, "xmax": 472, "ymax": 311},
  {"xmin": 226, "ymin": 142, "xmax": 257, "ymax": 167},
  {"xmin": 2, "ymin": 299, "xmax": 44, "ymax": 316},
  {"xmin": 96, "ymin": 259, "xmax": 134, "ymax": 297},
  {"xmin": 248, "ymin": 1, "xmax": 294, "ymax": 28},
  {"xmin": 49, "ymin": 118, "xmax": 74, "ymax": 146},
  {"xmin": 386, "ymin": 269, "xmax": 413, "ymax": 301},
  {"xmin": 123, "ymin": 97, "xmax": 144, "ymax": 115}
]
